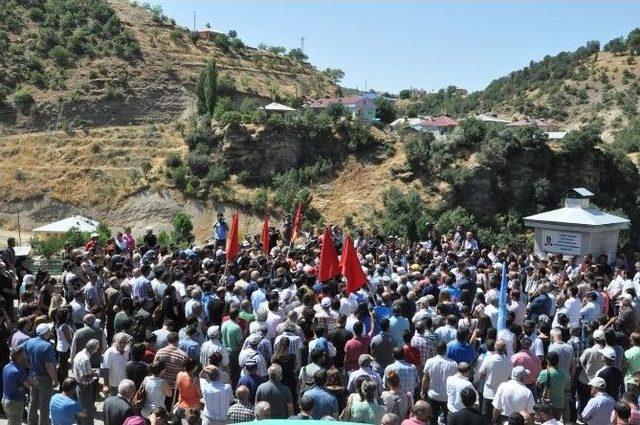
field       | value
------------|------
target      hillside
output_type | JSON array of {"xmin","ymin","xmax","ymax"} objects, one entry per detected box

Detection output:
[
  {"xmin": 0, "ymin": 0, "xmax": 339, "ymax": 134},
  {"xmin": 396, "ymin": 31, "xmax": 640, "ymax": 142}
]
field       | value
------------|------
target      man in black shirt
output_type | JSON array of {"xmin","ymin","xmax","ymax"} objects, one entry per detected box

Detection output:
[
  {"xmin": 596, "ymin": 346, "xmax": 624, "ymax": 399},
  {"xmin": 327, "ymin": 314, "xmax": 352, "ymax": 369}
]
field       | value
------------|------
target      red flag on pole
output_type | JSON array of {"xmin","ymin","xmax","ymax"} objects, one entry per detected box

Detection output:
[
  {"xmin": 342, "ymin": 235, "xmax": 367, "ymax": 294},
  {"xmin": 318, "ymin": 227, "xmax": 340, "ymax": 282},
  {"xmin": 261, "ymin": 216, "xmax": 270, "ymax": 255},
  {"xmin": 291, "ymin": 203, "xmax": 303, "ymax": 242},
  {"xmin": 225, "ymin": 212, "xmax": 239, "ymax": 260}
]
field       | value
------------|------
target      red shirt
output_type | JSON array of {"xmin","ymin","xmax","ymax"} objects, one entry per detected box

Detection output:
[
  {"xmin": 143, "ymin": 348, "xmax": 156, "ymax": 365},
  {"xmin": 344, "ymin": 335, "xmax": 371, "ymax": 371},
  {"xmin": 403, "ymin": 345, "xmax": 421, "ymax": 370}
]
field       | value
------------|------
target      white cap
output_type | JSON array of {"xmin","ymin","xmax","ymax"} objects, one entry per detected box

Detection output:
[
  {"xmin": 593, "ymin": 329, "xmax": 605, "ymax": 341},
  {"xmin": 602, "ymin": 346, "xmax": 617, "ymax": 360},
  {"xmin": 588, "ymin": 377, "xmax": 606, "ymax": 389},
  {"xmin": 321, "ymin": 297, "xmax": 331, "ymax": 308},
  {"xmin": 90, "ymin": 233, "xmax": 99, "ymax": 238},
  {"xmin": 36, "ymin": 323, "xmax": 53, "ymax": 336},
  {"xmin": 511, "ymin": 365, "xmax": 530, "ymax": 380}
]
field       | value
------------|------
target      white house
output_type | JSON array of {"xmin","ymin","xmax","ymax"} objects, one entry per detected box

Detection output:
[
  {"xmin": 306, "ymin": 95, "xmax": 377, "ymax": 122},
  {"xmin": 32, "ymin": 215, "xmax": 99, "ymax": 240}
]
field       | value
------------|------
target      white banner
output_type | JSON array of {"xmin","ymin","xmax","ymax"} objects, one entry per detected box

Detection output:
[{"xmin": 541, "ymin": 230, "xmax": 581, "ymax": 256}]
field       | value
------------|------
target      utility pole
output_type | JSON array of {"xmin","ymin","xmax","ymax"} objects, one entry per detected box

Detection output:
[
  {"xmin": 193, "ymin": 11, "xmax": 196, "ymax": 32},
  {"xmin": 301, "ymin": 36, "xmax": 305, "ymax": 52},
  {"xmin": 17, "ymin": 212, "xmax": 21, "ymax": 245}
]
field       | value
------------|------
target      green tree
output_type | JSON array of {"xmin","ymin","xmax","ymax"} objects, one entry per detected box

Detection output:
[
  {"xmin": 172, "ymin": 212, "xmax": 194, "ymax": 247},
  {"xmin": 627, "ymin": 28, "xmax": 640, "ymax": 55},
  {"xmin": 399, "ymin": 90, "xmax": 411, "ymax": 99},
  {"xmin": 323, "ymin": 68, "xmax": 345, "ymax": 84},
  {"xmin": 403, "ymin": 131, "xmax": 434, "ymax": 171},
  {"xmin": 196, "ymin": 61, "xmax": 218, "ymax": 115},
  {"xmin": 267, "ymin": 45, "xmax": 286, "ymax": 55},
  {"xmin": 380, "ymin": 187, "xmax": 426, "ymax": 242},
  {"xmin": 287, "ymin": 48, "xmax": 308, "ymax": 61},
  {"xmin": 603, "ymin": 37, "xmax": 626, "ymax": 55},
  {"xmin": 326, "ymin": 102, "xmax": 347, "ymax": 121},
  {"xmin": 10, "ymin": 88, "xmax": 35, "ymax": 113},
  {"xmin": 435, "ymin": 206, "xmax": 477, "ymax": 235},
  {"xmin": 375, "ymin": 98, "xmax": 396, "ymax": 124},
  {"xmin": 213, "ymin": 33, "xmax": 230, "ymax": 52}
]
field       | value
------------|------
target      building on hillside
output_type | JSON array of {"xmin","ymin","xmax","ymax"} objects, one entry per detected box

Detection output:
[
  {"xmin": 546, "ymin": 131, "xmax": 568, "ymax": 141},
  {"xmin": 32, "ymin": 215, "xmax": 99, "ymax": 240},
  {"xmin": 507, "ymin": 118, "xmax": 559, "ymax": 131},
  {"xmin": 197, "ymin": 28, "xmax": 222, "ymax": 41},
  {"xmin": 388, "ymin": 117, "xmax": 424, "ymax": 132},
  {"xmin": 306, "ymin": 95, "xmax": 377, "ymax": 122},
  {"xmin": 419, "ymin": 115, "xmax": 459, "ymax": 135},
  {"xmin": 476, "ymin": 114, "xmax": 510, "ymax": 125},
  {"xmin": 259, "ymin": 102, "xmax": 297, "ymax": 116},
  {"xmin": 524, "ymin": 188, "xmax": 630, "ymax": 264}
]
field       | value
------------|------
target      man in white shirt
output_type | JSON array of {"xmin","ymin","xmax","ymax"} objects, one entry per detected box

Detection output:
[
  {"xmin": 435, "ymin": 315, "xmax": 458, "ymax": 344},
  {"xmin": 564, "ymin": 286, "xmax": 581, "ymax": 327},
  {"xmin": 101, "ymin": 334, "xmax": 130, "ymax": 396},
  {"xmin": 446, "ymin": 362, "xmax": 477, "ymax": 413},
  {"xmin": 421, "ymin": 341, "xmax": 457, "ymax": 424},
  {"xmin": 484, "ymin": 298, "xmax": 500, "ymax": 328},
  {"xmin": 492, "ymin": 366, "xmax": 535, "ymax": 423},
  {"xmin": 479, "ymin": 340, "xmax": 513, "ymax": 416},
  {"xmin": 265, "ymin": 300, "xmax": 284, "ymax": 340},
  {"xmin": 200, "ymin": 326, "xmax": 229, "ymax": 369},
  {"xmin": 508, "ymin": 290, "xmax": 526, "ymax": 327},
  {"xmin": 150, "ymin": 270, "xmax": 167, "ymax": 302},
  {"xmin": 201, "ymin": 366, "xmax": 234, "ymax": 424}
]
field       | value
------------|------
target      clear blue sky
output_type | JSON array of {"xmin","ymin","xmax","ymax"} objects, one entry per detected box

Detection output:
[{"xmin": 146, "ymin": 1, "xmax": 638, "ymax": 93}]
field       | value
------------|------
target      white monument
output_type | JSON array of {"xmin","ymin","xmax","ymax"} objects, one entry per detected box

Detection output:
[{"xmin": 524, "ymin": 188, "xmax": 630, "ymax": 263}]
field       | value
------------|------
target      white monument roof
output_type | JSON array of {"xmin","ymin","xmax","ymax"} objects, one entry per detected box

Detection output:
[
  {"xmin": 260, "ymin": 102, "xmax": 296, "ymax": 111},
  {"xmin": 524, "ymin": 207, "xmax": 630, "ymax": 228},
  {"xmin": 32, "ymin": 215, "xmax": 99, "ymax": 233},
  {"xmin": 569, "ymin": 187, "xmax": 594, "ymax": 197}
]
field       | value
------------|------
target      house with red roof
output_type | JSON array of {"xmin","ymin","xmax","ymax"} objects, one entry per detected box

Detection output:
[
  {"xmin": 419, "ymin": 115, "xmax": 459, "ymax": 135},
  {"xmin": 306, "ymin": 95, "xmax": 377, "ymax": 122}
]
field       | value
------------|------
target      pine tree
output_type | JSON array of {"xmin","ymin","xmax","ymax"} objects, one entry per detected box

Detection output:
[{"xmin": 196, "ymin": 61, "xmax": 218, "ymax": 115}]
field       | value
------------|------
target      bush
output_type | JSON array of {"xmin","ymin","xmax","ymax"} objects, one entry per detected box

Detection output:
[
  {"xmin": 213, "ymin": 96, "xmax": 233, "ymax": 119},
  {"xmin": 404, "ymin": 132, "xmax": 434, "ymax": 171},
  {"xmin": 189, "ymin": 31, "xmax": 200, "ymax": 45},
  {"xmin": 187, "ymin": 153, "xmax": 211, "ymax": 177},
  {"xmin": 236, "ymin": 170, "xmax": 251, "ymax": 184},
  {"xmin": 435, "ymin": 206, "xmax": 477, "ymax": 235},
  {"xmin": 380, "ymin": 187, "xmax": 428, "ymax": 241},
  {"xmin": 612, "ymin": 119, "xmax": 640, "ymax": 152},
  {"xmin": 49, "ymin": 45, "xmax": 71, "ymax": 67},
  {"xmin": 164, "ymin": 153, "xmax": 183, "ymax": 168},
  {"xmin": 213, "ymin": 33, "xmax": 230, "ymax": 52},
  {"xmin": 218, "ymin": 111, "xmax": 242, "ymax": 127},
  {"xmin": 171, "ymin": 212, "xmax": 194, "ymax": 247},
  {"xmin": 11, "ymin": 88, "xmax": 35, "ymax": 113},
  {"xmin": 171, "ymin": 165, "xmax": 187, "ymax": 189},
  {"xmin": 205, "ymin": 163, "xmax": 229, "ymax": 186},
  {"xmin": 216, "ymin": 75, "xmax": 235, "ymax": 96},
  {"xmin": 287, "ymin": 48, "xmax": 308, "ymax": 61},
  {"xmin": 184, "ymin": 122, "xmax": 212, "ymax": 151}
]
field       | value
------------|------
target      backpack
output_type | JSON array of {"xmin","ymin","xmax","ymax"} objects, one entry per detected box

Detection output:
[{"xmin": 123, "ymin": 416, "xmax": 147, "ymax": 425}]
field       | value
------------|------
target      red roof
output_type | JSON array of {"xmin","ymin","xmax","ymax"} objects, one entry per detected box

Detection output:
[
  {"xmin": 420, "ymin": 116, "xmax": 459, "ymax": 127},
  {"xmin": 307, "ymin": 96, "xmax": 364, "ymax": 108}
]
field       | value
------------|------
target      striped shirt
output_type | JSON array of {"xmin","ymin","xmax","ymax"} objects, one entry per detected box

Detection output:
[
  {"xmin": 154, "ymin": 345, "xmax": 188, "ymax": 389},
  {"xmin": 201, "ymin": 379, "xmax": 234, "ymax": 421},
  {"xmin": 411, "ymin": 332, "xmax": 436, "ymax": 363},
  {"xmin": 73, "ymin": 349, "xmax": 95, "ymax": 385}
]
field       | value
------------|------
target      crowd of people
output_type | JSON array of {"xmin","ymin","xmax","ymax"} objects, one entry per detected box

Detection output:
[{"xmin": 0, "ymin": 218, "xmax": 639, "ymax": 425}]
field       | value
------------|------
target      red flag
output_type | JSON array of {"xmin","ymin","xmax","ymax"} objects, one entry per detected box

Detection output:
[
  {"xmin": 261, "ymin": 216, "xmax": 270, "ymax": 255},
  {"xmin": 317, "ymin": 227, "xmax": 340, "ymax": 282},
  {"xmin": 225, "ymin": 212, "xmax": 239, "ymax": 260},
  {"xmin": 291, "ymin": 203, "xmax": 303, "ymax": 242},
  {"xmin": 342, "ymin": 235, "xmax": 367, "ymax": 294}
]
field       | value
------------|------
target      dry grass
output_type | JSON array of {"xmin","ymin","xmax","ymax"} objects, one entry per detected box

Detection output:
[{"xmin": 0, "ymin": 124, "xmax": 186, "ymax": 206}]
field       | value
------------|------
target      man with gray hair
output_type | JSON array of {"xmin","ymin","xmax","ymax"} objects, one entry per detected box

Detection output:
[
  {"xmin": 200, "ymin": 325, "xmax": 229, "ymax": 368},
  {"xmin": 73, "ymin": 338, "xmax": 100, "ymax": 425},
  {"xmin": 254, "ymin": 401, "xmax": 271, "ymax": 420},
  {"xmin": 226, "ymin": 385, "xmax": 255, "ymax": 423},
  {"xmin": 103, "ymin": 379, "xmax": 136, "ymax": 425},
  {"xmin": 491, "ymin": 365, "xmax": 535, "ymax": 424},
  {"xmin": 256, "ymin": 364, "xmax": 293, "ymax": 419},
  {"xmin": 102, "ymin": 333, "xmax": 130, "ymax": 396},
  {"xmin": 70, "ymin": 314, "xmax": 106, "ymax": 368}
]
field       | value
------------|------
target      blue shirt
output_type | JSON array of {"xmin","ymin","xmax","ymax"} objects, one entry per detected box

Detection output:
[
  {"xmin": 215, "ymin": 221, "xmax": 228, "ymax": 240},
  {"xmin": 581, "ymin": 391, "xmax": 615, "ymax": 425},
  {"xmin": 178, "ymin": 338, "xmax": 200, "ymax": 361},
  {"xmin": 389, "ymin": 315, "xmax": 410, "ymax": 347},
  {"xmin": 373, "ymin": 305, "xmax": 392, "ymax": 334},
  {"xmin": 24, "ymin": 336, "xmax": 56, "ymax": 376},
  {"xmin": 303, "ymin": 387, "xmax": 338, "ymax": 419},
  {"xmin": 49, "ymin": 393, "xmax": 83, "ymax": 425},
  {"xmin": 2, "ymin": 362, "xmax": 28, "ymax": 401},
  {"xmin": 446, "ymin": 340, "xmax": 476, "ymax": 364}
]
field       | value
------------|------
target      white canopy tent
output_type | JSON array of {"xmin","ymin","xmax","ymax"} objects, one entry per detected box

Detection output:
[{"xmin": 32, "ymin": 215, "xmax": 99, "ymax": 239}]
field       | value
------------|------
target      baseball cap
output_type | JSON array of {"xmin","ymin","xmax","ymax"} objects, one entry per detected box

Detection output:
[
  {"xmin": 602, "ymin": 347, "xmax": 617, "ymax": 360},
  {"xmin": 511, "ymin": 365, "xmax": 530, "ymax": 380},
  {"xmin": 248, "ymin": 334, "xmax": 262, "ymax": 346},
  {"xmin": 321, "ymin": 297, "xmax": 331, "ymax": 308},
  {"xmin": 593, "ymin": 329, "xmax": 605, "ymax": 341},
  {"xmin": 207, "ymin": 325, "xmax": 220, "ymax": 339},
  {"xmin": 36, "ymin": 323, "xmax": 53, "ymax": 336},
  {"xmin": 588, "ymin": 377, "xmax": 606, "ymax": 389}
]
